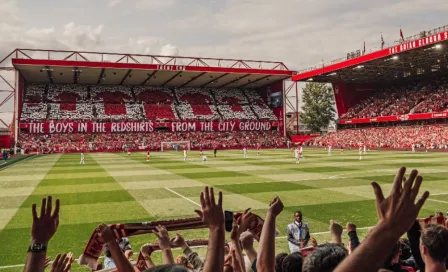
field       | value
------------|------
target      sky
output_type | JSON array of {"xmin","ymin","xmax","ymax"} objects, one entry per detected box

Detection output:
[{"xmin": 0, "ymin": 0, "xmax": 447, "ymax": 125}]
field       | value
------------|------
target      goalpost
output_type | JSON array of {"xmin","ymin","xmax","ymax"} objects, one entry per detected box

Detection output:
[{"xmin": 161, "ymin": 141, "xmax": 191, "ymax": 152}]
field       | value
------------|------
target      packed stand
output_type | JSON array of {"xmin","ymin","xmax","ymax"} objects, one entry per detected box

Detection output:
[
  {"xmin": 20, "ymin": 103, "xmax": 48, "ymax": 121},
  {"xmin": 340, "ymin": 79, "xmax": 448, "ymax": 120},
  {"xmin": 95, "ymin": 103, "xmax": 143, "ymax": 121},
  {"xmin": 23, "ymin": 84, "xmax": 46, "ymax": 103},
  {"xmin": 175, "ymin": 88, "xmax": 220, "ymax": 121},
  {"xmin": 90, "ymin": 86, "xmax": 134, "ymax": 103},
  {"xmin": 23, "ymin": 166, "xmax": 448, "ymax": 272},
  {"xmin": 135, "ymin": 86, "xmax": 178, "ymax": 121},
  {"xmin": 245, "ymin": 89, "xmax": 278, "ymax": 121},
  {"xmin": 311, "ymin": 125, "xmax": 448, "ymax": 149},
  {"xmin": 18, "ymin": 130, "xmax": 288, "ymax": 153},
  {"xmin": 21, "ymin": 84, "xmax": 280, "ymax": 122},
  {"xmin": 47, "ymin": 84, "xmax": 88, "ymax": 103}
]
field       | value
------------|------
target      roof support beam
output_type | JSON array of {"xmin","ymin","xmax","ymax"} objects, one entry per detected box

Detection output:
[
  {"xmin": 200, "ymin": 73, "xmax": 229, "ymax": 87},
  {"xmin": 45, "ymin": 66, "xmax": 53, "ymax": 84},
  {"xmin": 140, "ymin": 71, "xmax": 157, "ymax": 85},
  {"xmin": 162, "ymin": 71, "xmax": 183, "ymax": 87},
  {"xmin": 239, "ymin": 75, "xmax": 271, "ymax": 88},
  {"xmin": 180, "ymin": 72, "xmax": 206, "ymax": 87},
  {"xmin": 218, "ymin": 74, "xmax": 251, "ymax": 88},
  {"xmin": 97, "ymin": 68, "xmax": 105, "ymax": 84},
  {"xmin": 120, "ymin": 69, "xmax": 132, "ymax": 85}
]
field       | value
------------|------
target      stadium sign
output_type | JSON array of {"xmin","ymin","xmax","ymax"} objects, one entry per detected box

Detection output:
[
  {"xmin": 389, "ymin": 30, "xmax": 448, "ymax": 55},
  {"xmin": 21, "ymin": 121, "xmax": 276, "ymax": 134}
]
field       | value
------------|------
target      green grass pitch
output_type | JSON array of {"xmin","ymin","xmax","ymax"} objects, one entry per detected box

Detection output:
[{"xmin": 0, "ymin": 148, "xmax": 447, "ymax": 271}]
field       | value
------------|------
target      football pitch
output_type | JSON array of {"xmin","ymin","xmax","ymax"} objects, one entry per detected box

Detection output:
[{"xmin": 0, "ymin": 149, "xmax": 447, "ymax": 271}]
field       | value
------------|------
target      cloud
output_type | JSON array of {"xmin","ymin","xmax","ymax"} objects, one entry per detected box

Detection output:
[
  {"xmin": 107, "ymin": 0, "xmax": 122, "ymax": 8},
  {"xmin": 62, "ymin": 22, "xmax": 103, "ymax": 50}
]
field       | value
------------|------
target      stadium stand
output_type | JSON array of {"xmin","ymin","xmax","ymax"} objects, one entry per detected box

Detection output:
[
  {"xmin": 19, "ymin": 130, "xmax": 287, "ymax": 153},
  {"xmin": 311, "ymin": 125, "xmax": 448, "ymax": 149},
  {"xmin": 21, "ymin": 103, "xmax": 48, "ymax": 121},
  {"xmin": 340, "ymin": 79, "xmax": 448, "ymax": 120},
  {"xmin": 20, "ymin": 84, "xmax": 279, "ymax": 122}
]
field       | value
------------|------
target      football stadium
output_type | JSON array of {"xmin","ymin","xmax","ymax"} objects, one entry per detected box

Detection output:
[{"xmin": 0, "ymin": 24, "xmax": 447, "ymax": 272}]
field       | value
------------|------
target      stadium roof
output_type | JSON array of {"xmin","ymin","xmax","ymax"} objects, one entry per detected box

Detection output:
[
  {"xmin": 293, "ymin": 27, "xmax": 448, "ymax": 83},
  {"xmin": 8, "ymin": 49, "xmax": 294, "ymax": 89}
]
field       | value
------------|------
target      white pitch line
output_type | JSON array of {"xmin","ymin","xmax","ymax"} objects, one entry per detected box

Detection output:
[
  {"xmin": 164, "ymin": 187, "xmax": 201, "ymax": 207},
  {"xmin": 427, "ymin": 198, "xmax": 448, "ymax": 204}
]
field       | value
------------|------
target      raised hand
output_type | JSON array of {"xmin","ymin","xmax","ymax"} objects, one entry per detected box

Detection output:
[
  {"xmin": 153, "ymin": 225, "xmax": 171, "ymax": 249},
  {"xmin": 268, "ymin": 196, "xmax": 284, "ymax": 217},
  {"xmin": 371, "ymin": 167, "xmax": 429, "ymax": 235},
  {"xmin": 96, "ymin": 224, "xmax": 115, "ymax": 244},
  {"xmin": 50, "ymin": 253, "xmax": 72, "ymax": 272},
  {"xmin": 329, "ymin": 220, "xmax": 343, "ymax": 237},
  {"xmin": 31, "ymin": 196, "xmax": 60, "ymax": 244},
  {"xmin": 171, "ymin": 233, "xmax": 188, "ymax": 249},
  {"xmin": 195, "ymin": 187, "xmax": 224, "ymax": 230},
  {"xmin": 346, "ymin": 222, "xmax": 356, "ymax": 232},
  {"xmin": 238, "ymin": 208, "xmax": 257, "ymax": 235},
  {"xmin": 141, "ymin": 243, "xmax": 154, "ymax": 257},
  {"xmin": 230, "ymin": 221, "xmax": 240, "ymax": 241},
  {"xmin": 44, "ymin": 257, "xmax": 51, "ymax": 268}
]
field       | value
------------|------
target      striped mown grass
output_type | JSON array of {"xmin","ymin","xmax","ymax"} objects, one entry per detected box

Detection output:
[{"xmin": 0, "ymin": 148, "xmax": 447, "ymax": 271}]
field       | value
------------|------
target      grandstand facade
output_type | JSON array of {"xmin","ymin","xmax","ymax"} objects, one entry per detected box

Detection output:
[
  {"xmin": 0, "ymin": 49, "xmax": 295, "ymax": 152},
  {"xmin": 293, "ymin": 25, "xmax": 448, "ymax": 150},
  {"xmin": 293, "ymin": 25, "xmax": 448, "ymax": 127}
]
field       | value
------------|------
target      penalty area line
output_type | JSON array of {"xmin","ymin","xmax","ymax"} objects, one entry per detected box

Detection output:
[{"xmin": 164, "ymin": 187, "xmax": 201, "ymax": 207}]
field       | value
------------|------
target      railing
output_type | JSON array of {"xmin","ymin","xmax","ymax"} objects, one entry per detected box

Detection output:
[{"xmin": 298, "ymin": 24, "xmax": 448, "ymax": 74}]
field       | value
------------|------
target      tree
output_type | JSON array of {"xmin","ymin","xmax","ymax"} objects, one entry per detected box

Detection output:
[{"xmin": 299, "ymin": 82, "xmax": 336, "ymax": 132}]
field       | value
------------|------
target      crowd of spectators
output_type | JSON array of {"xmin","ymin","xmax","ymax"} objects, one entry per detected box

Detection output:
[
  {"xmin": 340, "ymin": 79, "xmax": 448, "ymax": 120},
  {"xmin": 24, "ymin": 168, "xmax": 448, "ymax": 272},
  {"xmin": 18, "ymin": 130, "xmax": 287, "ymax": 153},
  {"xmin": 20, "ymin": 84, "xmax": 278, "ymax": 122},
  {"xmin": 311, "ymin": 125, "xmax": 448, "ymax": 149}
]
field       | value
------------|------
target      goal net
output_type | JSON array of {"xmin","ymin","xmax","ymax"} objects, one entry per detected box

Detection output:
[{"xmin": 161, "ymin": 141, "xmax": 191, "ymax": 152}]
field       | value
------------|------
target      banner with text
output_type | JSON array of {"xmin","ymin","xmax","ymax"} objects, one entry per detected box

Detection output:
[
  {"xmin": 20, "ymin": 121, "xmax": 279, "ymax": 134},
  {"xmin": 339, "ymin": 112, "xmax": 448, "ymax": 125}
]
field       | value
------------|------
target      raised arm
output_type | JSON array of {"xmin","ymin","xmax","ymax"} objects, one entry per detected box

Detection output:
[
  {"xmin": 334, "ymin": 167, "xmax": 429, "ymax": 272},
  {"xmin": 24, "ymin": 196, "xmax": 60, "ymax": 272},
  {"xmin": 256, "ymin": 197, "xmax": 284, "ymax": 272},
  {"xmin": 153, "ymin": 225, "xmax": 174, "ymax": 265},
  {"xmin": 195, "ymin": 187, "xmax": 225, "ymax": 272},
  {"xmin": 346, "ymin": 223, "xmax": 360, "ymax": 251},
  {"xmin": 97, "ymin": 224, "xmax": 134, "ymax": 272}
]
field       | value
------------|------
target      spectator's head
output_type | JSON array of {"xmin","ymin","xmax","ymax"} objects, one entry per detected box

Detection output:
[
  {"xmin": 435, "ymin": 211, "xmax": 443, "ymax": 217},
  {"xmin": 302, "ymin": 243, "xmax": 348, "ymax": 272},
  {"xmin": 398, "ymin": 238, "xmax": 411, "ymax": 261},
  {"xmin": 420, "ymin": 224, "xmax": 448, "ymax": 264},
  {"xmin": 175, "ymin": 256, "xmax": 192, "ymax": 269},
  {"xmin": 294, "ymin": 211, "xmax": 303, "ymax": 223},
  {"xmin": 275, "ymin": 253, "xmax": 288, "ymax": 272},
  {"xmin": 281, "ymin": 252, "xmax": 303, "ymax": 272}
]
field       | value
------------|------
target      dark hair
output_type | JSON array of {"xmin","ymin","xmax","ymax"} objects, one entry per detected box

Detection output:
[
  {"xmin": 295, "ymin": 211, "xmax": 302, "ymax": 216},
  {"xmin": 421, "ymin": 224, "xmax": 448, "ymax": 263},
  {"xmin": 282, "ymin": 252, "xmax": 303, "ymax": 272},
  {"xmin": 275, "ymin": 253, "xmax": 288, "ymax": 272},
  {"xmin": 399, "ymin": 238, "xmax": 411, "ymax": 260},
  {"xmin": 302, "ymin": 243, "xmax": 348, "ymax": 272},
  {"xmin": 145, "ymin": 265, "xmax": 189, "ymax": 272}
]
